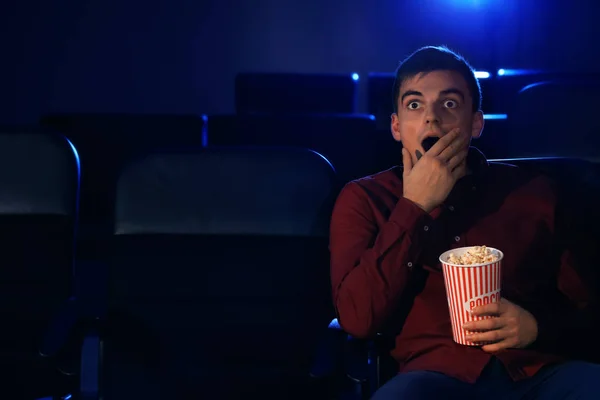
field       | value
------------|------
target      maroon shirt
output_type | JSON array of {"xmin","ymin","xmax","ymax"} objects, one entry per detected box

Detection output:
[{"xmin": 330, "ymin": 148, "xmax": 596, "ymax": 383}]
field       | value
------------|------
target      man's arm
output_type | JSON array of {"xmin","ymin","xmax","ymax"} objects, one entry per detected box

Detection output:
[
  {"xmin": 330, "ymin": 182, "xmax": 433, "ymax": 339},
  {"xmin": 332, "ymin": 132, "xmax": 469, "ymax": 338}
]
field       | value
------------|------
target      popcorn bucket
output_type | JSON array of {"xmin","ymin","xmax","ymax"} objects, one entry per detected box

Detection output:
[{"xmin": 439, "ymin": 246, "xmax": 504, "ymax": 346}]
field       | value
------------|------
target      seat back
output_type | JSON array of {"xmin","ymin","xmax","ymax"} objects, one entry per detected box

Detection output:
[
  {"xmin": 235, "ymin": 72, "xmax": 358, "ymax": 114},
  {"xmin": 107, "ymin": 147, "xmax": 337, "ymax": 398},
  {"xmin": 490, "ymin": 157, "xmax": 600, "ymax": 294},
  {"xmin": 0, "ymin": 132, "xmax": 79, "ymax": 330},
  {"xmin": 509, "ymin": 80, "xmax": 600, "ymax": 158},
  {"xmin": 39, "ymin": 113, "xmax": 205, "ymax": 248},
  {"xmin": 205, "ymin": 113, "xmax": 385, "ymax": 183},
  {"xmin": 0, "ymin": 132, "xmax": 79, "ymax": 392}
]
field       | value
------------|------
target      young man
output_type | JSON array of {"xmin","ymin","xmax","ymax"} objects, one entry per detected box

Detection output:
[{"xmin": 330, "ymin": 46, "xmax": 600, "ymax": 399}]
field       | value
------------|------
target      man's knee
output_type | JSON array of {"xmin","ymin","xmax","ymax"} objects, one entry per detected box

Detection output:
[
  {"xmin": 371, "ymin": 371, "xmax": 472, "ymax": 400},
  {"xmin": 540, "ymin": 361, "xmax": 600, "ymax": 397},
  {"xmin": 558, "ymin": 361, "xmax": 600, "ymax": 383}
]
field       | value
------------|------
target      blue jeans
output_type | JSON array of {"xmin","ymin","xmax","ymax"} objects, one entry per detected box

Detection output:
[{"xmin": 371, "ymin": 358, "xmax": 600, "ymax": 399}]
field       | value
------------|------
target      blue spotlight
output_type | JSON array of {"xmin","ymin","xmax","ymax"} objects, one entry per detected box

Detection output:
[
  {"xmin": 497, "ymin": 69, "xmax": 544, "ymax": 77},
  {"xmin": 484, "ymin": 114, "xmax": 508, "ymax": 120}
]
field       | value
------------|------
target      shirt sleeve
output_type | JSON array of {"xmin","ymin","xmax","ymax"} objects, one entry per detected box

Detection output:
[{"xmin": 330, "ymin": 181, "xmax": 434, "ymax": 338}]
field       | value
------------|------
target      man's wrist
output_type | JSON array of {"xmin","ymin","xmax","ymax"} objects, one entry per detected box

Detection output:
[{"xmin": 403, "ymin": 196, "xmax": 434, "ymax": 213}]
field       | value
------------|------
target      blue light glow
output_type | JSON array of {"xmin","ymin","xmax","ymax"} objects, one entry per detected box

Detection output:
[
  {"xmin": 519, "ymin": 81, "xmax": 551, "ymax": 94},
  {"xmin": 474, "ymin": 71, "xmax": 490, "ymax": 79},
  {"xmin": 352, "ymin": 73, "xmax": 359, "ymax": 81},
  {"xmin": 484, "ymin": 114, "xmax": 508, "ymax": 120},
  {"xmin": 497, "ymin": 69, "xmax": 544, "ymax": 77},
  {"xmin": 449, "ymin": 0, "xmax": 484, "ymax": 6},
  {"xmin": 489, "ymin": 156, "xmax": 568, "ymax": 162}
]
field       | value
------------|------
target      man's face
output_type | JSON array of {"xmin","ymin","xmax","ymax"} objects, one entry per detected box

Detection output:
[{"xmin": 391, "ymin": 70, "xmax": 484, "ymax": 164}]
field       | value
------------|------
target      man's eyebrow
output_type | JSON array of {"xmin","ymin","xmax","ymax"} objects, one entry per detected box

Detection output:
[
  {"xmin": 440, "ymin": 88, "xmax": 465, "ymax": 101},
  {"xmin": 400, "ymin": 90, "xmax": 422, "ymax": 103}
]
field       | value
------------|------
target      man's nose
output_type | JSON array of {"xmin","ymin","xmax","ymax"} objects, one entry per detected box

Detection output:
[
  {"xmin": 424, "ymin": 105, "xmax": 441, "ymax": 125},
  {"xmin": 425, "ymin": 111, "xmax": 440, "ymax": 125}
]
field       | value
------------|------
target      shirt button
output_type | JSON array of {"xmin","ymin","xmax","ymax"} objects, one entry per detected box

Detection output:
[
  {"xmin": 424, "ymin": 225, "xmax": 429, "ymax": 232},
  {"xmin": 448, "ymin": 205, "xmax": 455, "ymax": 211},
  {"xmin": 407, "ymin": 262, "xmax": 413, "ymax": 269},
  {"xmin": 455, "ymin": 236, "xmax": 460, "ymax": 242}
]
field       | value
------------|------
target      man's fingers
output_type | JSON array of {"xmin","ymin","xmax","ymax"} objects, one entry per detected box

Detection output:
[
  {"xmin": 451, "ymin": 161, "xmax": 468, "ymax": 181},
  {"xmin": 471, "ymin": 302, "xmax": 503, "ymax": 317},
  {"xmin": 438, "ymin": 133, "xmax": 470, "ymax": 162},
  {"xmin": 402, "ymin": 148, "xmax": 413, "ymax": 176},
  {"xmin": 427, "ymin": 128, "xmax": 460, "ymax": 157},
  {"xmin": 463, "ymin": 317, "xmax": 504, "ymax": 332},
  {"xmin": 481, "ymin": 339, "xmax": 516, "ymax": 353},
  {"xmin": 466, "ymin": 327, "xmax": 512, "ymax": 344},
  {"xmin": 448, "ymin": 149, "xmax": 468, "ymax": 170}
]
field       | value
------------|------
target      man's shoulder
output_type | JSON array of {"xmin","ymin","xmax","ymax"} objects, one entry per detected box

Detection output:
[
  {"xmin": 335, "ymin": 167, "xmax": 403, "ymax": 209},
  {"xmin": 344, "ymin": 166, "xmax": 403, "ymax": 194}
]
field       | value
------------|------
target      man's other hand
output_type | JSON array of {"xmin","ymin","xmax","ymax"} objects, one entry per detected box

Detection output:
[{"xmin": 462, "ymin": 298, "xmax": 539, "ymax": 352}]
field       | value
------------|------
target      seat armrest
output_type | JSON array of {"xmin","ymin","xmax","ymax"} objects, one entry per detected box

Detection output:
[
  {"xmin": 309, "ymin": 318, "xmax": 366, "ymax": 399},
  {"xmin": 79, "ymin": 324, "xmax": 102, "ymax": 400},
  {"xmin": 40, "ymin": 258, "xmax": 108, "ymax": 359},
  {"xmin": 367, "ymin": 332, "xmax": 396, "ymax": 396},
  {"xmin": 310, "ymin": 318, "xmax": 397, "ymax": 399},
  {"xmin": 310, "ymin": 318, "xmax": 348, "ymax": 379},
  {"xmin": 39, "ymin": 297, "xmax": 79, "ymax": 358}
]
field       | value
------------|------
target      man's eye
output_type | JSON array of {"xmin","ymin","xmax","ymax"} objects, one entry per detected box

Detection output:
[
  {"xmin": 407, "ymin": 101, "xmax": 421, "ymax": 110},
  {"xmin": 444, "ymin": 100, "xmax": 458, "ymax": 109}
]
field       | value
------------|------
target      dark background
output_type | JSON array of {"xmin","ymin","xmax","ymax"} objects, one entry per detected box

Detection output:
[{"xmin": 1, "ymin": 0, "xmax": 595, "ymax": 125}]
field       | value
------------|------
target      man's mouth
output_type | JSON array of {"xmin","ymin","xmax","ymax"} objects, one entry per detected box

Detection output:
[{"xmin": 422, "ymin": 137, "xmax": 440, "ymax": 152}]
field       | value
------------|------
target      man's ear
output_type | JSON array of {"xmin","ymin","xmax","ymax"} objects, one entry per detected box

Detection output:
[
  {"xmin": 391, "ymin": 113, "xmax": 402, "ymax": 142},
  {"xmin": 471, "ymin": 111, "xmax": 484, "ymax": 139}
]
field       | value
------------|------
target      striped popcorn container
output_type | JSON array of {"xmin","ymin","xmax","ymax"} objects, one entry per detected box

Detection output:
[{"xmin": 439, "ymin": 247, "xmax": 504, "ymax": 346}]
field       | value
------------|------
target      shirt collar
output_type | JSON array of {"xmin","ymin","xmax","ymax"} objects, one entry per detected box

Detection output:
[
  {"xmin": 466, "ymin": 146, "xmax": 489, "ymax": 181},
  {"xmin": 444, "ymin": 146, "xmax": 489, "ymax": 211}
]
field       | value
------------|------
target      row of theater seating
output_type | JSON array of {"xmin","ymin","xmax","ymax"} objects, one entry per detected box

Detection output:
[
  {"xmin": 234, "ymin": 71, "xmax": 564, "ymax": 116},
  {"xmin": 235, "ymin": 72, "xmax": 600, "ymax": 123},
  {"xmin": 1, "ymin": 132, "xmax": 339, "ymax": 399},
  {"xmin": 7, "ymin": 71, "xmax": 600, "ymax": 397},
  {"xmin": 37, "ymin": 88, "xmax": 600, "ymax": 247},
  {"xmin": 236, "ymin": 72, "xmax": 600, "ymax": 160},
  {"xmin": 3, "ymin": 128, "xmax": 600, "ymax": 399}
]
